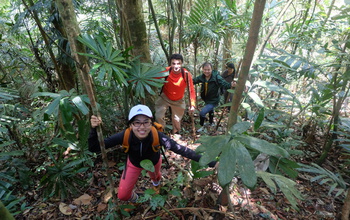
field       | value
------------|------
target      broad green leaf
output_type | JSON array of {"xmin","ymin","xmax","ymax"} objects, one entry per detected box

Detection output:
[
  {"xmin": 72, "ymin": 96, "xmax": 89, "ymax": 115},
  {"xmin": 229, "ymin": 121, "xmax": 251, "ymax": 135},
  {"xmin": 59, "ymin": 98, "xmax": 73, "ymax": 124},
  {"xmin": 254, "ymin": 108, "xmax": 265, "ymax": 131},
  {"xmin": 269, "ymin": 157, "xmax": 299, "ymax": 179},
  {"xmin": 218, "ymin": 140, "xmax": 237, "ymax": 186},
  {"xmin": 236, "ymin": 142, "xmax": 256, "ymax": 189},
  {"xmin": 236, "ymin": 135, "xmax": 289, "ymax": 158},
  {"xmin": 247, "ymin": 92, "xmax": 264, "ymax": 107},
  {"xmin": 191, "ymin": 161, "xmax": 214, "ymax": 178},
  {"xmin": 31, "ymin": 92, "xmax": 60, "ymax": 98},
  {"xmin": 140, "ymin": 159, "xmax": 155, "ymax": 172},
  {"xmin": 257, "ymin": 171, "xmax": 277, "ymax": 193},
  {"xmin": 196, "ymin": 135, "xmax": 229, "ymax": 166},
  {"xmin": 45, "ymin": 97, "xmax": 60, "ymax": 115},
  {"xmin": 274, "ymin": 176, "xmax": 302, "ymax": 210}
]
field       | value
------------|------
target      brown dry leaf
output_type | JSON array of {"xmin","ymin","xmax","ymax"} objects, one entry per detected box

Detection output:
[
  {"xmin": 73, "ymin": 193, "xmax": 92, "ymax": 205},
  {"xmin": 102, "ymin": 187, "xmax": 118, "ymax": 203},
  {"xmin": 59, "ymin": 202, "xmax": 73, "ymax": 216},
  {"xmin": 108, "ymin": 161, "xmax": 116, "ymax": 167},
  {"xmin": 193, "ymin": 178, "xmax": 211, "ymax": 187},
  {"xmin": 260, "ymin": 187, "xmax": 270, "ymax": 194},
  {"xmin": 97, "ymin": 203, "xmax": 107, "ymax": 212}
]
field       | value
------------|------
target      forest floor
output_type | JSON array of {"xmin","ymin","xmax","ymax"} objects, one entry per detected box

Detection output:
[{"xmin": 17, "ymin": 113, "xmax": 347, "ymax": 220}]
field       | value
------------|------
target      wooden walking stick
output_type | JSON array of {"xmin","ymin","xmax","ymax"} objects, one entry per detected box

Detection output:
[
  {"xmin": 185, "ymin": 70, "xmax": 196, "ymax": 138},
  {"xmin": 56, "ymin": 0, "xmax": 118, "ymax": 204}
]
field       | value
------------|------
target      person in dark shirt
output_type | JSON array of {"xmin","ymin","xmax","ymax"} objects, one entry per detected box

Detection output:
[
  {"xmin": 193, "ymin": 62, "xmax": 234, "ymax": 132},
  {"xmin": 88, "ymin": 104, "xmax": 216, "ymax": 203},
  {"xmin": 221, "ymin": 62, "xmax": 236, "ymax": 104}
]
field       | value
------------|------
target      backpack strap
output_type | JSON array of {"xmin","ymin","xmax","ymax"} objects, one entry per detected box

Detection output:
[
  {"xmin": 151, "ymin": 126, "xmax": 161, "ymax": 152},
  {"xmin": 123, "ymin": 126, "xmax": 161, "ymax": 153},
  {"xmin": 160, "ymin": 67, "xmax": 187, "ymax": 95},
  {"xmin": 122, "ymin": 128, "xmax": 131, "ymax": 153},
  {"xmin": 122, "ymin": 125, "xmax": 170, "ymax": 168}
]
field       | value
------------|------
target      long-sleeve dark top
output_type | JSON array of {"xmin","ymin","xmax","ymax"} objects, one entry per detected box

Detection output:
[
  {"xmin": 88, "ymin": 128, "xmax": 207, "ymax": 168},
  {"xmin": 193, "ymin": 71, "xmax": 231, "ymax": 105}
]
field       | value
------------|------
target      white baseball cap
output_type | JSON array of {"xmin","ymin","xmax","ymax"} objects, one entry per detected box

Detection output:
[{"xmin": 128, "ymin": 104, "xmax": 153, "ymax": 121}]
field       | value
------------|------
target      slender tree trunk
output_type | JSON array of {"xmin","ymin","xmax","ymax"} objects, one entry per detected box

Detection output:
[
  {"xmin": 22, "ymin": 0, "xmax": 67, "ymax": 91},
  {"xmin": 222, "ymin": 35, "xmax": 232, "ymax": 70},
  {"xmin": 317, "ymin": 34, "xmax": 350, "ymax": 165},
  {"xmin": 227, "ymin": 0, "xmax": 266, "ymax": 128},
  {"xmin": 253, "ymin": 0, "xmax": 293, "ymax": 63},
  {"xmin": 55, "ymin": 0, "xmax": 118, "ymax": 206},
  {"xmin": 219, "ymin": 0, "xmax": 266, "ymax": 209},
  {"xmin": 177, "ymin": 0, "xmax": 184, "ymax": 54},
  {"xmin": 148, "ymin": 0, "xmax": 169, "ymax": 59},
  {"xmin": 168, "ymin": 0, "xmax": 176, "ymax": 56}
]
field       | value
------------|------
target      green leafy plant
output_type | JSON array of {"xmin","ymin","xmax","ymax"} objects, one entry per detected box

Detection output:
[
  {"xmin": 77, "ymin": 34, "xmax": 130, "ymax": 86},
  {"xmin": 297, "ymin": 163, "xmax": 346, "ymax": 197},
  {"xmin": 124, "ymin": 59, "xmax": 166, "ymax": 100},
  {"xmin": 196, "ymin": 122, "xmax": 304, "ymax": 209},
  {"xmin": 197, "ymin": 121, "xmax": 289, "ymax": 188},
  {"xmin": 39, "ymin": 149, "xmax": 89, "ymax": 200},
  {"xmin": 257, "ymin": 171, "xmax": 303, "ymax": 210}
]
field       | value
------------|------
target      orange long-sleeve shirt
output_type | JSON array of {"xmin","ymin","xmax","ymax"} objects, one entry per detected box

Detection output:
[{"xmin": 162, "ymin": 67, "xmax": 196, "ymax": 107}]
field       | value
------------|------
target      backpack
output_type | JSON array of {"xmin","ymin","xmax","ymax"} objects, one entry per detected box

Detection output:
[{"xmin": 122, "ymin": 122, "xmax": 170, "ymax": 166}]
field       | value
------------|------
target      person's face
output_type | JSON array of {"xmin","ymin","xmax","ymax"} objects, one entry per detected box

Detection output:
[
  {"xmin": 130, "ymin": 115, "xmax": 152, "ymax": 140},
  {"xmin": 171, "ymin": 59, "xmax": 183, "ymax": 73},
  {"xmin": 227, "ymin": 67, "xmax": 234, "ymax": 74},
  {"xmin": 202, "ymin": 65, "xmax": 212, "ymax": 78}
]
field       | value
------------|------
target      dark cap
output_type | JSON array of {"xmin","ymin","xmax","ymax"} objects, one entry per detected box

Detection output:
[{"xmin": 227, "ymin": 63, "xmax": 235, "ymax": 69}]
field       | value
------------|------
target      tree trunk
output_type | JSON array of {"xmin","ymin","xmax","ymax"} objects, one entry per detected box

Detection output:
[
  {"xmin": 55, "ymin": 0, "xmax": 118, "ymax": 206},
  {"xmin": 219, "ymin": 0, "xmax": 266, "ymax": 209},
  {"xmin": 22, "ymin": 0, "xmax": 66, "ymax": 91},
  {"xmin": 222, "ymin": 35, "xmax": 232, "ymax": 70},
  {"xmin": 118, "ymin": 0, "xmax": 151, "ymax": 63},
  {"xmin": 117, "ymin": 0, "xmax": 155, "ymax": 109},
  {"xmin": 317, "ymin": 34, "xmax": 350, "ymax": 165},
  {"xmin": 227, "ymin": 0, "xmax": 266, "ymax": 129},
  {"xmin": 148, "ymin": 0, "xmax": 168, "ymax": 59},
  {"xmin": 50, "ymin": 3, "xmax": 77, "ymax": 91}
]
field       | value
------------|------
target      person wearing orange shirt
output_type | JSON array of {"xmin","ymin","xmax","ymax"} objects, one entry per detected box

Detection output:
[{"xmin": 155, "ymin": 54, "xmax": 196, "ymax": 134}]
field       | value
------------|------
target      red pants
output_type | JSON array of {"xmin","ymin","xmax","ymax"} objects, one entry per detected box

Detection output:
[{"xmin": 117, "ymin": 156, "xmax": 162, "ymax": 201}]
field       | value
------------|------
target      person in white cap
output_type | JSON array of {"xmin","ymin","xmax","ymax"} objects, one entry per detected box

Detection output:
[{"xmin": 88, "ymin": 104, "xmax": 216, "ymax": 209}]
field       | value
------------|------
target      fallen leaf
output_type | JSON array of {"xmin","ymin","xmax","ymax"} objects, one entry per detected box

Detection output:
[
  {"xmin": 73, "ymin": 193, "xmax": 92, "ymax": 205},
  {"xmin": 97, "ymin": 203, "xmax": 107, "ymax": 212},
  {"xmin": 59, "ymin": 202, "xmax": 73, "ymax": 215},
  {"xmin": 102, "ymin": 188, "xmax": 118, "ymax": 203}
]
